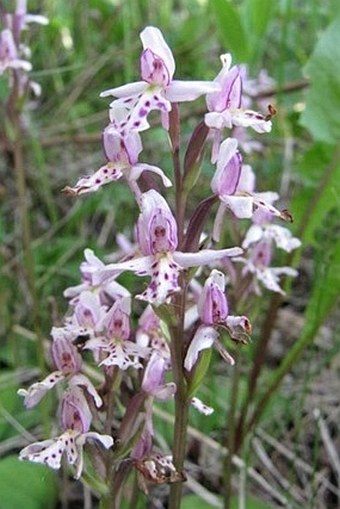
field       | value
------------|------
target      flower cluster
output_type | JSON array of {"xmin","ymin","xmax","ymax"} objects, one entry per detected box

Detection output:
[{"xmin": 18, "ymin": 25, "xmax": 300, "ymax": 496}]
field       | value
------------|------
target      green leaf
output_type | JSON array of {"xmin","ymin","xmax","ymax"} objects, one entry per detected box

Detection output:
[
  {"xmin": 210, "ymin": 0, "xmax": 249, "ymax": 62},
  {"xmin": 187, "ymin": 348, "xmax": 212, "ymax": 398},
  {"xmin": 0, "ymin": 456, "xmax": 58, "ymax": 509},
  {"xmin": 244, "ymin": 0, "xmax": 274, "ymax": 38},
  {"xmin": 300, "ymin": 15, "xmax": 340, "ymax": 143},
  {"xmin": 292, "ymin": 143, "xmax": 340, "ymax": 244}
]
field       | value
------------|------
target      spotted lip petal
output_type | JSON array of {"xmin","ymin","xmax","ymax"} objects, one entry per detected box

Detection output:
[
  {"xmin": 17, "ymin": 371, "xmax": 64, "ymax": 408},
  {"xmin": 136, "ymin": 254, "xmax": 181, "ymax": 306}
]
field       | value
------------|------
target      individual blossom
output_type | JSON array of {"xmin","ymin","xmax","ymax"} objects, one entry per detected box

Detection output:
[
  {"xmin": 142, "ymin": 351, "xmax": 176, "ymax": 401},
  {"xmin": 63, "ymin": 103, "xmax": 172, "ymax": 197},
  {"xmin": 184, "ymin": 270, "xmax": 251, "ymax": 371},
  {"xmin": 91, "ymin": 190, "xmax": 242, "ymax": 306},
  {"xmin": 17, "ymin": 327, "xmax": 102, "ymax": 409},
  {"xmin": 63, "ymin": 248, "xmax": 130, "ymax": 306},
  {"xmin": 234, "ymin": 239, "xmax": 298, "ymax": 295},
  {"xmin": 136, "ymin": 305, "xmax": 171, "ymax": 365},
  {"xmin": 100, "ymin": 26, "xmax": 220, "ymax": 133},
  {"xmin": 19, "ymin": 387, "xmax": 113, "ymax": 479},
  {"xmin": 211, "ymin": 139, "xmax": 292, "ymax": 241},
  {"xmin": 242, "ymin": 209, "xmax": 301, "ymax": 253},
  {"xmin": 84, "ymin": 296, "xmax": 149, "ymax": 369},
  {"xmin": 63, "ymin": 290, "xmax": 107, "ymax": 341},
  {"xmin": 205, "ymin": 54, "xmax": 272, "ymax": 163}
]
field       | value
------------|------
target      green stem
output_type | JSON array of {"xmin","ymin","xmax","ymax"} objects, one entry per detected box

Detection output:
[
  {"xmin": 223, "ymin": 349, "xmax": 240, "ymax": 509},
  {"xmin": 168, "ymin": 283, "xmax": 189, "ymax": 509}
]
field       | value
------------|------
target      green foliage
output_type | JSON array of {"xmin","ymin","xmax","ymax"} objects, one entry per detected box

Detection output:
[
  {"xmin": 210, "ymin": 0, "xmax": 249, "ymax": 62},
  {"xmin": 300, "ymin": 14, "xmax": 340, "ymax": 143},
  {"xmin": 0, "ymin": 456, "xmax": 58, "ymax": 509},
  {"xmin": 292, "ymin": 142, "xmax": 340, "ymax": 244},
  {"xmin": 187, "ymin": 348, "xmax": 212, "ymax": 398}
]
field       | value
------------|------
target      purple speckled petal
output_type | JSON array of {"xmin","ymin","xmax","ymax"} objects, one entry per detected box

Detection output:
[
  {"xmin": 61, "ymin": 386, "xmax": 92, "ymax": 433},
  {"xmin": 198, "ymin": 270, "xmax": 228, "ymax": 325},
  {"xmin": 17, "ymin": 371, "xmax": 64, "ymax": 408},
  {"xmin": 136, "ymin": 254, "xmax": 181, "ymax": 306},
  {"xmin": 63, "ymin": 163, "xmax": 123, "ymax": 195},
  {"xmin": 140, "ymin": 48, "xmax": 170, "ymax": 86},
  {"xmin": 137, "ymin": 190, "xmax": 177, "ymax": 256},
  {"xmin": 140, "ymin": 26, "xmax": 175, "ymax": 80}
]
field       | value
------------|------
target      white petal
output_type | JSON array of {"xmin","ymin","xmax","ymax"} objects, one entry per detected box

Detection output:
[
  {"xmin": 130, "ymin": 163, "xmax": 172, "ymax": 187},
  {"xmin": 173, "ymin": 247, "xmax": 242, "ymax": 268},
  {"xmin": 215, "ymin": 137, "xmax": 239, "ymax": 175},
  {"xmin": 242, "ymin": 225, "xmax": 263, "ymax": 249},
  {"xmin": 184, "ymin": 325, "xmax": 218, "ymax": 371},
  {"xmin": 100, "ymin": 81, "xmax": 146, "ymax": 98},
  {"xmin": 70, "ymin": 373, "xmax": 102, "ymax": 408},
  {"xmin": 166, "ymin": 80, "xmax": 220, "ymax": 102},
  {"xmin": 17, "ymin": 371, "xmax": 64, "ymax": 408},
  {"xmin": 221, "ymin": 195, "xmax": 253, "ymax": 218},
  {"xmin": 191, "ymin": 397, "xmax": 214, "ymax": 415},
  {"xmin": 84, "ymin": 431, "xmax": 114, "ymax": 450}
]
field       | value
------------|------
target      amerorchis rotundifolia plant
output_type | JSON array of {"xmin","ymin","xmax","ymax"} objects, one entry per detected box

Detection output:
[{"xmin": 17, "ymin": 26, "xmax": 301, "ymax": 509}]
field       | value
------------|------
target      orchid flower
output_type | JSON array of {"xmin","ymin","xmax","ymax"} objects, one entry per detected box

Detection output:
[
  {"xmin": 90, "ymin": 190, "xmax": 242, "ymax": 306},
  {"xmin": 63, "ymin": 248, "xmax": 130, "ymax": 307},
  {"xmin": 136, "ymin": 305, "xmax": 171, "ymax": 364},
  {"xmin": 100, "ymin": 26, "xmax": 220, "ymax": 132},
  {"xmin": 242, "ymin": 213, "xmax": 301, "ymax": 253},
  {"xmin": 184, "ymin": 270, "xmax": 251, "ymax": 371},
  {"xmin": 205, "ymin": 54, "xmax": 272, "ymax": 162},
  {"xmin": 63, "ymin": 103, "xmax": 171, "ymax": 197},
  {"xmin": 235, "ymin": 239, "xmax": 298, "ymax": 295},
  {"xmin": 17, "ymin": 327, "xmax": 102, "ymax": 409},
  {"xmin": 212, "ymin": 138, "xmax": 292, "ymax": 241},
  {"xmin": 19, "ymin": 387, "xmax": 113, "ymax": 479},
  {"xmin": 84, "ymin": 296, "xmax": 149, "ymax": 369}
]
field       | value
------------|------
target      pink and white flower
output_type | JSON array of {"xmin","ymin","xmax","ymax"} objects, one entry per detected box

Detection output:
[
  {"xmin": 91, "ymin": 190, "xmax": 242, "ymax": 306},
  {"xmin": 18, "ymin": 327, "xmax": 102, "ymax": 408},
  {"xmin": 184, "ymin": 270, "xmax": 251, "ymax": 370},
  {"xmin": 212, "ymin": 139, "xmax": 292, "ymax": 241},
  {"xmin": 205, "ymin": 54, "xmax": 272, "ymax": 162},
  {"xmin": 100, "ymin": 26, "xmax": 219, "ymax": 132},
  {"xmin": 84, "ymin": 296, "xmax": 149, "ymax": 369},
  {"xmin": 63, "ymin": 104, "xmax": 172, "ymax": 196},
  {"xmin": 19, "ymin": 387, "xmax": 112, "ymax": 479}
]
